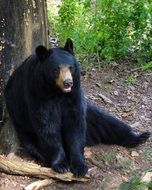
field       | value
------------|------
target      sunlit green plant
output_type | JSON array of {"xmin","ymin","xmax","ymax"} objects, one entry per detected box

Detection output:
[{"xmin": 47, "ymin": 0, "xmax": 152, "ymax": 67}]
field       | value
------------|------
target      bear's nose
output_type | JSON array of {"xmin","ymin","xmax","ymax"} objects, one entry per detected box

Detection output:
[{"xmin": 63, "ymin": 79, "xmax": 73, "ymax": 87}]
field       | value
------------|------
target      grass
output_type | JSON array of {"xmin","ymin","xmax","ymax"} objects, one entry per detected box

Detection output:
[
  {"xmin": 104, "ymin": 84, "xmax": 113, "ymax": 92},
  {"xmin": 143, "ymin": 147, "xmax": 152, "ymax": 164},
  {"xmin": 126, "ymin": 74, "xmax": 136, "ymax": 84},
  {"xmin": 116, "ymin": 154, "xmax": 132, "ymax": 170},
  {"xmin": 98, "ymin": 176, "xmax": 113, "ymax": 189},
  {"xmin": 102, "ymin": 152, "xmax": 116, "ymax": 165},
  {"xmin": 119, "ymin": 175, "xmax": 152, "ymax": 190},
  {"xmin": 142, "ymin": 62, "xmax": 152, "ymax": 71}
]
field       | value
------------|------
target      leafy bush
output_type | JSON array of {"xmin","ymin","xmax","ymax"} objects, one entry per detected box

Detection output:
[{"xmin": 48, "ymin": 0, "xmax": 152, "ymax": 67}]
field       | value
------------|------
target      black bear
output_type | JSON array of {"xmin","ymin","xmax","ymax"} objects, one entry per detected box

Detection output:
[{"xmin": 5, "ymin": 39, "xmax": 150, "ymax": 177}]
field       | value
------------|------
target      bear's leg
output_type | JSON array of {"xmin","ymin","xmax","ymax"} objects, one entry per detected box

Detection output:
[
  {"xmin": 12, "ymin": 116, "xmax": 69, "ymax": 173},
  {"xmin": 27, "ymin": 101, "xmax": 70, "ymax": 173},
  {"xmin": 62, "ymin": 106, "xmax": 88, "ymax": 177},
  {"xmin": 86, "ymin": 102, "xmax": 150, "ymax": 147},
  {"xmin": 17, "ymin": 127, "xmax": 69, "ymax": 173},
  {"xmin": 37, "ymin": 135, "xmax": 69, "ymax": 173},
  {"xmin": 17, "ymin": 131, "xmax": 46, "ymax": 163}
]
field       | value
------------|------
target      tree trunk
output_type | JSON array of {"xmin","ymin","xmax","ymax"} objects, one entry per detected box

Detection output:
[{"xmin": 0, "ymin": 0, "xmax": 48, "ymax": 154}]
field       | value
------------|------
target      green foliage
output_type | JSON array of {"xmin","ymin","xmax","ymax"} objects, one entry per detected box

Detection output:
[
  {"xmin": 142, "ymin": 61, "xmax": 152, "ymax": 71},
  {"xmin": 48, "ymin": 0, "xmax": 152, "ymax": 66},
  {"xmin": 101, "ymin": 152, "xmax": 116, "ymax": 164},
  {"xmin": 126, "ymin": 74, "xmax": 136, "ymax": 83},
  {"xmin": 57, "ymin": 0, "xmax": 79, "ymax": 42},
  {"xmin": 143, "ymin": 147, "xmax": 152, "ymax": 163},
  {"xmin": 116, "ymin": 155, "xmax": 132, "ymax": 170},
  {"xmin": 119, "ymin": 175, "xmax": 152, "ymax": 190}
]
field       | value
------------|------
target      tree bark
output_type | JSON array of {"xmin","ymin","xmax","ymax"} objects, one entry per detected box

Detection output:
[{"xmin": 0, "ymin": 0, "xmax": 48, "ymax": 153}]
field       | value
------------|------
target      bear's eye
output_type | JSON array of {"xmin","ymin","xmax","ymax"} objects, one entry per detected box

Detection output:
[
  {"xmin": 54, "ymin": 67, "xmax": 60, "ymax": 76},
  {"xmin": 69, "ymin": 66, "xmax": 73, "ymax": 72}
]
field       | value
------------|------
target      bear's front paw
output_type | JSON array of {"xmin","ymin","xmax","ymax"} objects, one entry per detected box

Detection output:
[
  {"xmin": 70, "ymin": 160, "xmax": 88, "ymax": 177},
  {"xmin": 52, "ymin": 161, "xmax": 70, "ymax": 173}
]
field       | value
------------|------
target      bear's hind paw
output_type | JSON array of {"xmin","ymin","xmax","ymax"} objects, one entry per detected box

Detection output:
[
  {"xmin": 126, "ymin": 131, "xmax": 151, "ymax": 148},
  {"xmin": 137, "ymin": 132, "xmax": 151, "ymax": 145}
]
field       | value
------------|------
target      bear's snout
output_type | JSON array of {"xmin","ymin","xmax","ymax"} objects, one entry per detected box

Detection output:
[
  {"xmin": 63, "ymin": 79, "xmax": 73, "ymax": 88},
  {"xmin": 56, "ymin": 66, "xmax": 73, "ymax": 93}
]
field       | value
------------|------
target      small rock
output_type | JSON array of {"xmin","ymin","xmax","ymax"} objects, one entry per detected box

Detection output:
[
  {"xmin": 111, "ymin": 61, "xmax": 118, "ymax": 67},
  {"xmin": 127, "ymin": 96, "xmax": 132, "ymax": 100},
  {"xmin": 91, "ymin": 68, "xmax": 96, "ymax": 71},
  {"xmin": 114, "ymin": 91, "xmax": 119, "ymax": 96},
  {"xmin": 131, "ymin": 122, "xmax": 140, "ymax": 128},
  {"xmin": 96, "ymin": 83, "xmax": 102, "ymax": 88},
  {"xmin": 141, "ymin": 171, "xmax": 152, "ymax": 183},
  {"xmin": 107, "ymin": 79, "xmax": 115, "ymax": 83},
  {"xmin": 143, "ymin": 82, "xmax": 149, "ymax": 89},
  {"xmin": 130, "ymin": 85, "xmax": 136, "ymax": 91},
  {"xmin": 84, "ymin": 147, "xmax": 92, "ymax": 158},
  {"xmin": 131, "ymin": 151, "xmax": 139, "ymax": 157}
]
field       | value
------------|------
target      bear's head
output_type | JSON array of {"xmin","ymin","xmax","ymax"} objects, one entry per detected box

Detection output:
[{"xmin": 35, "ymin": 39, "xmax": 80, "ymax": 93}]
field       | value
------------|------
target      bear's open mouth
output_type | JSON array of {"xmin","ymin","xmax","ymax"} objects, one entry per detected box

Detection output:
[{"xmin": 62, "ymin": 84, "xmax": 73, "ymax": 93}]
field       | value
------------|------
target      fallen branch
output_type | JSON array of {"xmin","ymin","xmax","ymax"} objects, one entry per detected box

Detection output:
[
  {"xmin": 0, "ymin": 155, "xmax": 89, "ymax": 182},
  {"xmin": 24, "ymin": 179, "xmax": 54, "ymax": 190},
  {"xmin": 98, "ymin": 93, "xmax": 113, "ymax": 104}
]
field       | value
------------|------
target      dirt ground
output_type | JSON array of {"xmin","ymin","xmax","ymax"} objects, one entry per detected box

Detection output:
[{"xmin": 0, "ymin": 62, "xmax": 151, "ymax": 190}]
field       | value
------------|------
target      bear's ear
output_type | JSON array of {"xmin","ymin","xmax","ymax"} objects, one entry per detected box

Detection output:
[
  {"xmin": 36, "ymin": 45, "xmax": 50, "ymax": 61},
  {"xmin": 63, "ymin": 38, "xmax": 74, "ymax": 55}
]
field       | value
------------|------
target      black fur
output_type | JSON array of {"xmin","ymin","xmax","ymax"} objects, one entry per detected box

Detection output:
[
  {"xmin": 86, "ymin": 102, "xmax": 150, "ymax": 147},
  {"xmin": 4, "ymin": 39, "xmax": 150, "ymax": 177}
]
